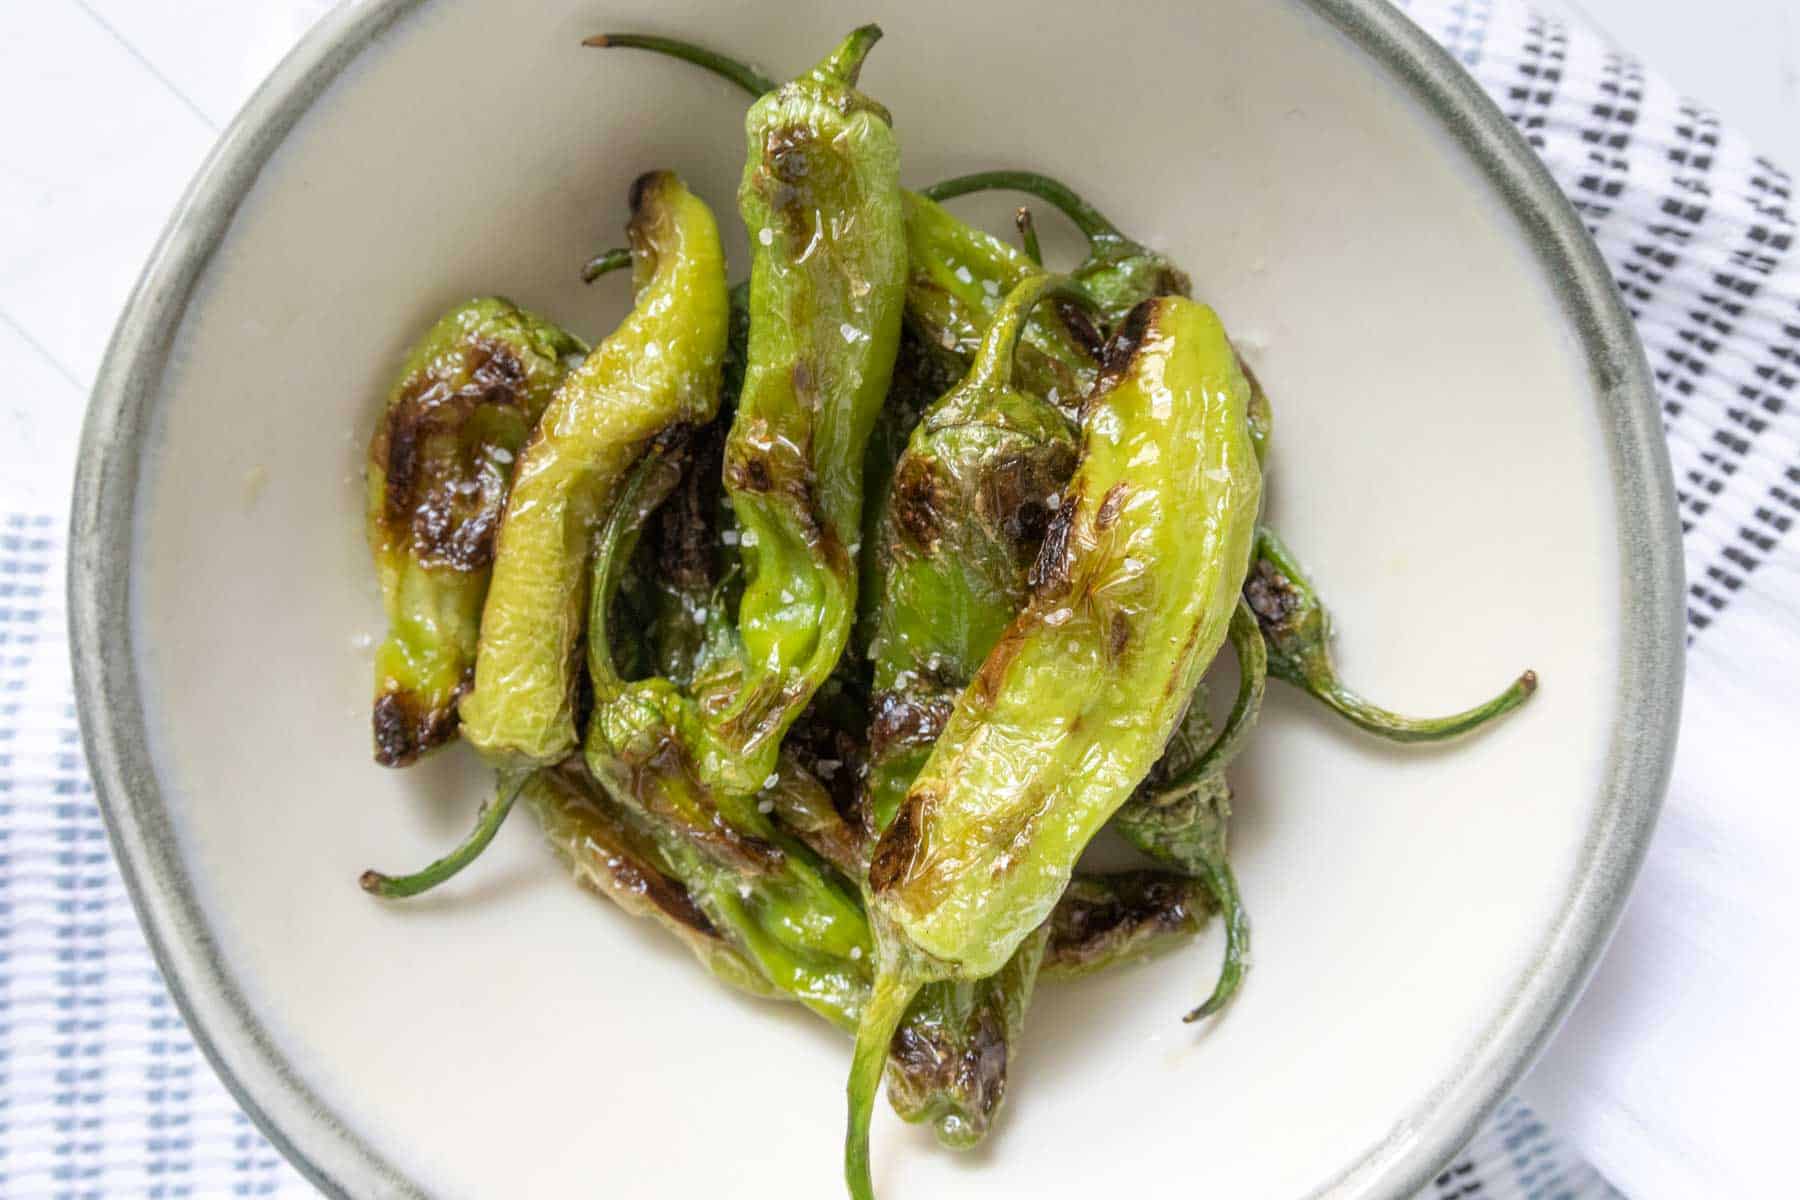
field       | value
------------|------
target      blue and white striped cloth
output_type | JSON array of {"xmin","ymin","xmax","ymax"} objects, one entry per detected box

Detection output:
[{"xmin": 7, "ymin": 0, "xmax": 1797, "ymax": 1194}]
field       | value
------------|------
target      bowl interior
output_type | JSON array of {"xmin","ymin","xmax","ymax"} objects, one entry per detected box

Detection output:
[{"xmin": 111, "ymin": 0, "xmax": 1643, "ymax": 1195}]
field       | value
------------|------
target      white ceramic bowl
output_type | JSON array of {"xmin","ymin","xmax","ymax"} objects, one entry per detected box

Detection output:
[{"xmin": 71, "ymin": 1, "xmax": 1682, "ymax": 1197}]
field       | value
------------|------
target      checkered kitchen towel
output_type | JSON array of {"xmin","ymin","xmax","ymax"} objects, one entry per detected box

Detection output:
[{"xmin": 4, "ymin": 0, "xmax": 1796, "ymax": 1195}]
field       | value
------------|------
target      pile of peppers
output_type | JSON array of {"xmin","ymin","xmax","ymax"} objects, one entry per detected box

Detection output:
[{"xmin": 359, "ymin": 27, "xmax": 1537, "ymax": 1198}]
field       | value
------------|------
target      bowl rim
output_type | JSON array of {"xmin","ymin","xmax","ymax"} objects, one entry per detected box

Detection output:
[{"xmin": 67, "ymin": 1, "xmax": 1684, "ymax": 1196}]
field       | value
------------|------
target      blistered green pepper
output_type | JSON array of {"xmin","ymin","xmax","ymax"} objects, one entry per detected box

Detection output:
[
  {"xmin": 573, "ymin": 27, "xmax": 904, "ymax": 1024},
  {"xmin": 865, "ymin": 274, "xmax": 1079, "ymax": 831},
  {"xmin": 847, "ymin": 296, "xmax": 1264, "ymax": 1198},
  {"xmin": 583, "ymin": 36, "xmax": 1130, "ymax": 415},
  {"xmin": 459, "ymin": 171, "xmax": 730, "ymax": 768},
  {"xmin": 365, "ymin": 299, "xmax": 585, "ymax": 766},
  {"xmin": 359, "ymin": 172, "xmax": 730, "ymax": 898},
  {"xmin": 582, "ymin": 23, "xmax": 904, "ymax": 829},
  {"xmin": 1247, "ymin": 526, "xmax": 1536, "ymax": 741}
]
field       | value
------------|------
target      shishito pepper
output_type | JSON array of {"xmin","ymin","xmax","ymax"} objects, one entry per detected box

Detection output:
[
  {"xmin": 864, "ymin": 273, "xmax": 1080, "ymax": 832},
  {"xmin": 1246, "ymin": 526, "xmax": 1537, "ymax": 741},
  {"xmin": 459, "ymin": 170, "xmax": 730, "ymax": 768},
  {"xmin": 583, "ymin": 23, "xmax": 904, "ymax": 829},
  {"xmin": 847, "ymin": 296, "xmax": 1264, "ymax": 1198},
  {"xmin": 572, "ymin": 26, "xmax": 904, "ymax": 1021},
  {"xmin": 584, "ymin": 35, "xmax": 1130, "ymax": 416},
  {"xmin": 364, "ymin": 300, "xmax": 585, "ymax": 766},
  {"xmin": 862, "ymin": 274, "xmax": 1083, "ymax": 1146},
  {"xmin": 359, "ymin": 171, "xmax": 730, "ymax": 896}
]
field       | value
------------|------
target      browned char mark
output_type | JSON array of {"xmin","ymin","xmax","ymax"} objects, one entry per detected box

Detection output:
[
  {"xmin": 371, "ymin": 674, "xmax": 468, "ymax": 767},
  {"xmin": 1045, "ymin": 870, "xmax": 1198, "ymax": 972},
  {"xmin": 867, "ymin": 785, "xmax": 934, "ymax": 894},
  {"xmin": 1243, "ymin": 556, "xmax": 1305, "ymax": 636},
  {"xmin": 377, "ymin": 339, "xmax": 530, "ymax": 572}
]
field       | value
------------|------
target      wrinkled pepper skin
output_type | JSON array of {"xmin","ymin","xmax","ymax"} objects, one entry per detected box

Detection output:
[
  {"xmin": 847, "ymin": 296, "xmax": 1263, "ymax": 1200},
  {"xmin": 365, "ymin": 299, "xmax": 585, "ymax": 766},
  {"xmin": 1246, "ymin": 526, "xmax": 1537, "ymax": 742},
  {"xmin": 884, "ymin": 925, "xmax": 1048, "ymax": 1148},
  {"xmin": 860, "ymin": 275, "xmax": 1081, "ymax": 1147},
  {"xmin": 870, "ymin": 297, "xmax": 1263, "ymax": 973},
  {"xmin": 575, "ymin": 28, "xmax": 903, "ymax": 1028},
  {"xmin": 711, "ymin": 24, "xmax": 906, "ymax": 783},
  {"xmin": 865, "ymin": 274, "xmax": 1079, "ymax": 833},
  {"xmin": 1041, "ymin": 870, "xmax": 1212, "ymax": 980},
  {"xmin": 458, "ymin": 172, "xmax": 730, "ymax": 768},
  {"xmin": 585, "ymin": 26, "xmax": 904, "ymax": 830}
]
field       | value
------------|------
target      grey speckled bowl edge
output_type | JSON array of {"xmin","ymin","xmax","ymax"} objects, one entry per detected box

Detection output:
[{"xmin": 66, "ymin": 1, "xmax": 1683, "ymax": 1197}]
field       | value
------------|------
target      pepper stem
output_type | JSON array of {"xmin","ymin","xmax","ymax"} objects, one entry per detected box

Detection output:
[
  {"xmin": 1186, "ymin": 856, "xmax": 1248, "ymax": 1022},
  {"xmin": 810, "ymin": 24, "xmax": 883, "ymax": 88},
  {"xmin": 846, "ymin": 965, "xmax": 920, "ymax": 1200},
  {"xmin": 963, "ymin": 273, "xmax": 1094, "ymax": 393},
  {"xmin": 1015, "ymin": 205, "xmax": 1043, "ymax": 265},
  {"xmin": 1170, "ymin": 600, "xmax": 1267, "ymax": 788},
  {"xmin": 922, "ymin": 169, "xmax": 1126, "ymax": 250},
  {"xmin": 360, "ymin": 768, "xmax": 527, "ymax": 898},
  {"xmin": 581, "ymin": 246, "xmax": 632, "ymax": 284},
  {"xmin": 1301, "ymin": 670, "xmax": 1539, "ymax": 743},
  {"xmin": 583, "ymin": 33, "xmax": 775, "ymax": 96}
]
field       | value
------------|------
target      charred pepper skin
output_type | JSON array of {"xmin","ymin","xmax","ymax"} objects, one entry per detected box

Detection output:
[
  {"xmin": 365, "ymin": 299, "xmax": 585, "ymax": 767},
  {"xmin": 847, "ymin": 297, "xmax": 1264, "ymax": 1198},
  {"xmin": 459, "ymin": 171, "xmax": 730, "ymax": 769},
  {"xmin": 865, "ymin": 274, "xmax": 1081, "ymax": 833},
  {"xmin": 1041, "ymin": 870, "xmax": 1213, "ymax": 980},
  {"xmin": 863, "ymin": 275, "xmax": 1085, "ymax": 1147},
  {"xmin": 583, "ymin": 25, "xmax": 904, "ymax": 831},
  {"xmin": 1247, "ymin": 526, "xmax": 1537, "ymax": 742},
  {"xmin": 571, "ymin": 28, "xmax": 903, "ymax": 1026},
  {"xmin": 360, "ymin": 172, "xmax": 729, "ymax": 899}
]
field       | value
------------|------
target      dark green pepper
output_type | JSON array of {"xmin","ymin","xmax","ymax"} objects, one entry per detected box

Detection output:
[{"xmin": 1247, "ymin": 526, "xmax": 1537, "ymax": 741}]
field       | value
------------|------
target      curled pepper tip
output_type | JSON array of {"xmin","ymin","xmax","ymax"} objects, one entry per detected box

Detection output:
[{"xmin": 1182, "ymin": 859, "xmax": 1248, "ymax": 1023}]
